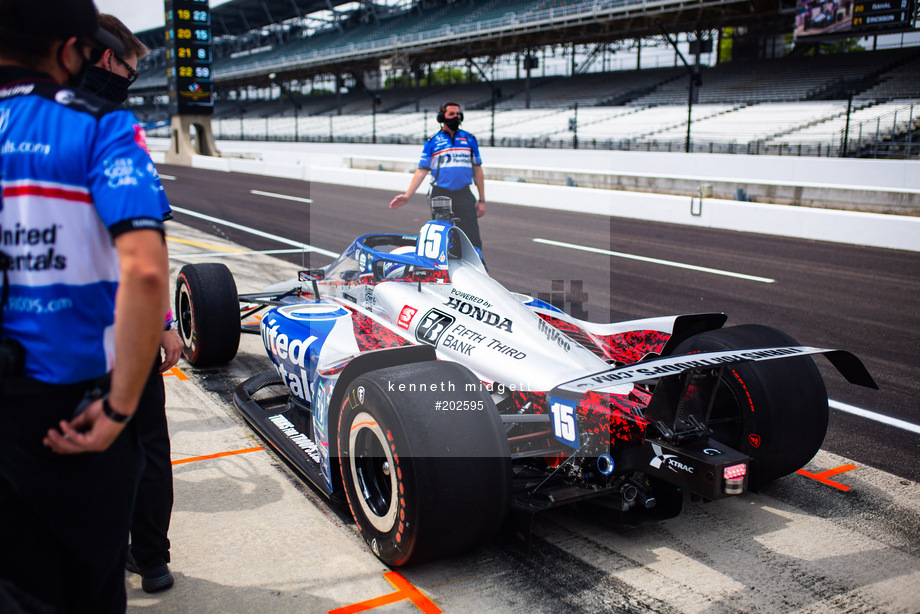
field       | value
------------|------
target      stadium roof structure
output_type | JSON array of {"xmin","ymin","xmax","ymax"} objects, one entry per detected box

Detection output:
[
  {"xmin": 134, "ymin": 0, "xmax": 800, "ymax": 93},
  {"xmin": 135, "ymin": 0, "xmax": 368, "ymax": 49}
]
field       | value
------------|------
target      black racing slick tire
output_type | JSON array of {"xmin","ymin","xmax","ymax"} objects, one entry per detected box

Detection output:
[
  {"xmin": 337, "ymin": 361, "xmax": 511, "ymax": 566},
  {"xmin": 672, "ymin": 325, "xmax": 828, "ymax": 487},
  {"xmin": 175, "ymin": 263, "xmax": 240, "ymax": 367}
]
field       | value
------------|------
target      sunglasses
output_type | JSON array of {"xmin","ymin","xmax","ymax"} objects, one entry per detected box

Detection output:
[{"xmin": 111, "ymin": 54, "xmax": 139, "ymax": 84}]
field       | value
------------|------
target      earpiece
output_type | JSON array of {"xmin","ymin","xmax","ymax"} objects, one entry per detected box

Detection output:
[{"xmin": 436, "ymin": 103, "xmax": 463, "ymax": 124}]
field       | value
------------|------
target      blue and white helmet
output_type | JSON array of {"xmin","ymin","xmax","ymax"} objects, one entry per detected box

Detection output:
[{"xmin": 383, "ymin": 245, "xmax": 416, "ymax": 279}]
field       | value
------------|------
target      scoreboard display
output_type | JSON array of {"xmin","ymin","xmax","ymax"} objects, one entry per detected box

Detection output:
[
  {"xmin": 165, "ymin": 0, "xmax": 213, "ymax": 115},
  {"xmin": 795, "ymin": 0, "xmax": 916, "ymax": 38},
  {"xmin": 851, "ymin": 0, "xmax": 916, "ymax": 32}
]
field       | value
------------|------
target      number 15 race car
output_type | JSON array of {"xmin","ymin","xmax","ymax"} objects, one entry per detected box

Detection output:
[{"xmin": 175, "ymin": 200, "xmax": 877, "ymax": 567}]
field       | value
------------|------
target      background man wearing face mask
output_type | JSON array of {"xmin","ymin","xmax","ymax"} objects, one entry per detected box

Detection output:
[
  {"xmin": 389, "ymin": 101, "xmax": 487, "ymax": 250},
  {"xmin": 81, "ymin": 13, "xmax": 144, "ymax": 105},
  {"xmin": 80, "ymin": 13, "xmax": 181, "ymax": 595},
  {"xmin": 0, "ymin": 1, "xmax": 169, "ymax": 612}
]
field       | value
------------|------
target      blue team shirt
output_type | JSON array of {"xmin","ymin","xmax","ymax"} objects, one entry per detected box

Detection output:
[
  {"xmin": 419, "ymin": 129, "xmax": 482, "ymax": 191},
  {"xmin": 0, "ymin": 68, "xmax": 170, "ymax": 384}
]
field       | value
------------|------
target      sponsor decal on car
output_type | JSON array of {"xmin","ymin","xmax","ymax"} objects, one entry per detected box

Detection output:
[
  {"xmin": 548, "ymin": 396, "xmax": 580, "ymax": 448},
  {"xmin": 268, "ymin": 414, "xmax": 321, "ymax": 464},
  {"xmin": 397, "ymin": 305, "xmax": 417, "ymax": 329},
  {"xmin": 537, "ymin": 318, "xmax": 571, "ymax": 351},
  {"xmin": 415, "ymin": 309, "xmax": 455, "ymax": 345},
  {"xmin": 568, "ymin": 346, "xmax": 812, "ymax": 391},
  {"xmin": 486, "ymin": 338, "xmax": 526, "ymax": 360},
  {"xmin": 441, "ymin": 333, "xmax": 475, "ymax": 355},
  {"xmin": 450, "ymin": 288, "xmax": 491, "ymax": 308},
  {"xmin": 650, "ymin": 443, "xmax": 695, "ymax": 474},
  {"xmin": 450, "ymin": 324, "xmax": 486, "ymax": 343},
  {"xmin": 442, "ymin": 297, "xmax": 513, "ymax": 332}
]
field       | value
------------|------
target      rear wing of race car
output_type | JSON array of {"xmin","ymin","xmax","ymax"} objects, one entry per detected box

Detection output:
[
  {"xmin": 547, "ymin": 345, "xmax": 877, "ymax": 450},
  {"xmin": 554, "ymin": 345, "xmax": 877, "ymax": 396},
  {"xmin": 541, "ymin": 345, "xmax": 876, "ymax": 500}
]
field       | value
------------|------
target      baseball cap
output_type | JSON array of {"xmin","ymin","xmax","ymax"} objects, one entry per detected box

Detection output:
[{"xmin": 0, "ymin": 0, "xmax": 125, "ymax": 55}]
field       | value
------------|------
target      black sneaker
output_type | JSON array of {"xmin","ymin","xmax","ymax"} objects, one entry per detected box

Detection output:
[
  {"xmin": 126, "ymin": 552, "xmax": 175, "ymax": 593},
  {"xmin": 138, "ymin": 564, "xmax": 174, "ymax": 593}
]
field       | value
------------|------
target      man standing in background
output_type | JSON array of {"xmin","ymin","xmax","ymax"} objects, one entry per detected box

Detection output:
[
  {"xmin": 83, "ymin": 12, "xmax": 180, "ymax": 594},
  {"xmin": 389, "ymin": 101, "xmax": 487, "ymax": 250}
]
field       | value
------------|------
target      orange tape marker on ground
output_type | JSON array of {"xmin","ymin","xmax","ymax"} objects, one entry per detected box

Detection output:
[
  {"xmin": 329, "ymin": 571, "xmax": 441, "ymax": 614},
  {"xmin": 796, "ymin": 464, "xmax": 858, "ymax": 491},
  {"xmin": 162, "ymin": 366, "xmax": 189, "ymax": 380},
  {"xmin": 171, "ymin": 446, "xmax": 264, "ymax": 466}
]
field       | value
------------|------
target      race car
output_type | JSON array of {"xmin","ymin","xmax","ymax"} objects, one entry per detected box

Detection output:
[{"xmin": 174, "ymin": 199, "xmax": 877, "ymax": 566}]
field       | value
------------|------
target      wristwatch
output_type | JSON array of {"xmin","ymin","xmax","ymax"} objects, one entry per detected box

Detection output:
[{"xmin": 101, "ymin": 396, "xmax": 133, "ymax": 424}]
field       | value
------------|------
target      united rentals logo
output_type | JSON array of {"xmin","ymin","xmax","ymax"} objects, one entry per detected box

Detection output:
[{"xmin": 442, "ymin": 297, "xmax": 512, "ymax": 332}]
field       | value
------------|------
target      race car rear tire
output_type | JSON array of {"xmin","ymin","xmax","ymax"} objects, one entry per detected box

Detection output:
[
  {"xmin": 672, "ymin": 324, "xmax": 828, "ymax": 487},
  {"xmin": 175, "ymin": 263, "xmax": 240, "ymax": 367},
  {"xmin": 337, "ymin": 361, "xmax": 511, "ymax": 566}
]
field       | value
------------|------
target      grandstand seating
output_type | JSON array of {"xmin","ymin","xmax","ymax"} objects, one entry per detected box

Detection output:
[
  {"xmin": 132, "ymin": 0, "xmax": 920, "ymax": 158},
  {"xmin": 186, "ymin": 96, "xmax": 918, "ymax": 157}
]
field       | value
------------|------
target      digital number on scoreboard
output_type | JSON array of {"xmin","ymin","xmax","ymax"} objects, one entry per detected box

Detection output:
[{"xmin": 165, "ymin": 0, "xmax": 213, "ymax": 115}]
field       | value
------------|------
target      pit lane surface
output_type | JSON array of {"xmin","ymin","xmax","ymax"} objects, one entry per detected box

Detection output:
[
  {"xmin": 145, "ymin": 197, "xmax": 920, "ymax": 613},
  {"xmin": 159, "ymin": 163, "xmax": 920, "ymax": 483}
]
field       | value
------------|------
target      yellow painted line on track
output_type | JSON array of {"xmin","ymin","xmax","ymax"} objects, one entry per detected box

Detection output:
[{"xmin": 167, "ymin": 236, "xmax": 246, "ymax": 253}]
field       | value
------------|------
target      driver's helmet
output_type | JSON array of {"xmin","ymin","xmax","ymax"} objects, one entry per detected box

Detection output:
[{"xmin": 383, "ymin": 245, "xmax": 416, "ymax": 279}]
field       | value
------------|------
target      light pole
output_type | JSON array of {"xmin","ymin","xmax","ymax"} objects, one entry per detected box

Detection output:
[
  {"xmin": 466, "ymin": 55, "xmax": 501, "ymax": 147},
  {"xmin": 269, "ymin": 72, "xmax": 301, "ymax": 142},
  {"xmin": 657, "ymin": 22, "xmax": 703, "ymax": 153}
]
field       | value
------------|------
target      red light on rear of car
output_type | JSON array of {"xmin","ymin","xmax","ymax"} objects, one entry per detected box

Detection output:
[
  {"xmin": 723, "ymin": 463, "xmax": 747, "ymax": 495},
  {"xmin": 723, "ymin": 463, "xmax": 747, "ymax": 480}
]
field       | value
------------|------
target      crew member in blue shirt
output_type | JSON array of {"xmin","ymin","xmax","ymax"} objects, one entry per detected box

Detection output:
[
  {"xmin": 0, "ymin": 1, "xmax": 169, "ymax": 611},
  {"xmin": 389, "ymin": 101, "xmax": 486, "ymax": 249}
]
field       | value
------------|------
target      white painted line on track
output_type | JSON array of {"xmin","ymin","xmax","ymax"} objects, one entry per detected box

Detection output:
[
  {"xmin": 170, "ymin": 205, "xmax": 339, "ymax": 258},
  {"xmin": 250, "ymin": 189, "xmax": 313, "ymax": 204},
  {"xmin": 829, "ymin": 399, "xmax": 920, "ymax": 435},
  {"xmin": 159, "ymin": 174, "xmax": 176, "ymax": 180},
  {"xmin": 534, "ymin": 238, "xmax": 776, "ymax": 283},
  {"xmin": 172, "ymin": 249, "xmax": 311, "ymax": 259}
]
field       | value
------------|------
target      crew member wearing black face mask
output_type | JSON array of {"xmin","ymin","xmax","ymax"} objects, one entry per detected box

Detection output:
[
  {"xmin": 0, "ymin": 1, "xmax": 172, "ymax": 612},
  {"xmin": 80, "ymin": 13, "xmax": 141, "ymax": 105},
  {"xmin": 389, "ymin": 101, "xmax": 487, "ymax": 250},
  {"xmin": 80, "ymin": 13, "xmax": 181, "ymax": 596}
]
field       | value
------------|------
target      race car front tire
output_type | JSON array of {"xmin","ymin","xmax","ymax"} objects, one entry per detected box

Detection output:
[
  {"xmin": 337, "ymin": 360, "xmax": 511, "ymax": 566},
  {"xmin": 672, "ymin": 324, "xmax": 829, "ymax": 487},
  {"xmin": 175, "ymin": 263, "xmax": 240, "ymax": 367}
]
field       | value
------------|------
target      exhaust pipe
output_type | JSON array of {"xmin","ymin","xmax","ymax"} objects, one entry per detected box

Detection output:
[{"xmin": 597, "ymin": 454, "xmax": 615, "ymax": 476}]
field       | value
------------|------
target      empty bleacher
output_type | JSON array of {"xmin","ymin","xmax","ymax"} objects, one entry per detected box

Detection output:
[{"xmin": 138, "ymin": 40, "xmax": 920, "ymax": 157}]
